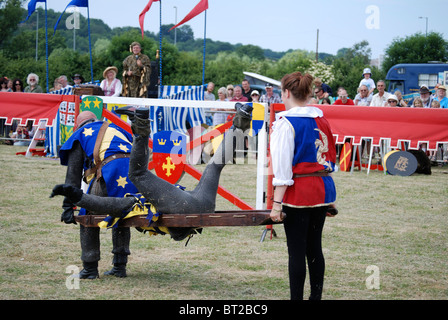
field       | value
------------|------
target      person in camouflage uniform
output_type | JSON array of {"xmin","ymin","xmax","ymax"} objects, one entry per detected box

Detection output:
[{"xmin": 122, "ymin": 42, "xmax": 151, "ymax": 98}]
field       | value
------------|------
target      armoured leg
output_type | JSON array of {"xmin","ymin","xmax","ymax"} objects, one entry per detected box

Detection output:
[
  {"xmin": 52, "ymin": 180, "xmax": 136, "ymax": 278},
  {"xmin": 85, "ymin": 177, "xmax": 133, "ymax": 277},
  {"xmin": 128, "ymin": 119, "xmax": 202, "ymax": 214},
  {"xmin": 78, "ymin": 225, "xmax": 100, "ymax": 279},
  {"xmin": 128, "ymin": 116, "xmax": 247, "ymax": 214},
  {"xmin": 104, "ymin": 227, "xmax": 131, "ymax": 277}
]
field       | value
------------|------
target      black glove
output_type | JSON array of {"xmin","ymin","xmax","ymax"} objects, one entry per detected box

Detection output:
[
  {"xmin": 50, "ymin": 184, "xmax": 83, "ymax": 203},
  {"xmin": 61, "ymin": 206, "xmax": 77, "ymax": 224},
  {"xmin": 50, "ymin": 184, "xmax": 83, "ymax": 225}
]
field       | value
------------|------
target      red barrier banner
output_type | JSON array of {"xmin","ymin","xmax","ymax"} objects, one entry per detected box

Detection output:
[
  {"xmin": 272, "ymin": 104, "xmax": 448, "ymax": 151},
  {"xmin": 0, "ymin": 92, "xmax": 69, "ymax": 126}
]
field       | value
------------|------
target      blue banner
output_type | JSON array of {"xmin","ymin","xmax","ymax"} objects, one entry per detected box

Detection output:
[{"xmin": 54, "ymin": 0, "xmax": 88, "ymax": 34}]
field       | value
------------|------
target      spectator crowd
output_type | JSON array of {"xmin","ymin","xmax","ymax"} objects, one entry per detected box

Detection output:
[{"xmin": 2, "ymin": 65, "xmax": 447, "ymax": 153}]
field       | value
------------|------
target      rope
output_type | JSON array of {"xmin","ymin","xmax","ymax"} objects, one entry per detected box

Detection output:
[
  {"xmin": 87, "ymin": 5, "xmax": 93, "ymax": 82},
  {"xmin": 158, "ymin": 0, "xmax": 163, "ymax": 97},
  {"xmin": 202, "ymin": 10, "xmax": 207, "ymax": 89}
]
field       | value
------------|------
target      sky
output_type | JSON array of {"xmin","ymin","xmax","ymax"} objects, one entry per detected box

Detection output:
[{"xmin": 31, "ymin": 0, "xmax": 448, "ymax": 60}]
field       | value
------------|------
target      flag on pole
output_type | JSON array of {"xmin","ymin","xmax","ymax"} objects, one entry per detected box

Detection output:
[
  {"xmin": 54, "ymin": 0, "xmax": 88, "ymax": 34},
  {"xmin": 22, "ymin": 0, "xmax": 46, "ymax": 23},
  {"xmin": 169, "ymin": 0, "xmax": 208, "ymax": 31},
  {"xmin": 139, "ymin": 0, "xmax": 160, "ymax": 39}
]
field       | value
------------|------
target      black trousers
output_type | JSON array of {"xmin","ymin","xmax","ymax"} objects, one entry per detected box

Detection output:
[{"xmin": 283, "ymin": 205, "xmax": 327, "ymax": 300}]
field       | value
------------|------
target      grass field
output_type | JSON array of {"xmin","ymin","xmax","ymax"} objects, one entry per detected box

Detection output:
[{"xmin": 1, "ymin": 144, "xmax": 447, "ymax": 300}]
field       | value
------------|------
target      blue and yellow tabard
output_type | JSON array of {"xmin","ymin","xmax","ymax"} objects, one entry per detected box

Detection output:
[{"xmin": 59, "ymin": 121, "xmax": 139, "ymax": 214}]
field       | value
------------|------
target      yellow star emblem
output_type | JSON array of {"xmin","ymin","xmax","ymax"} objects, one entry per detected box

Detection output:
[
  {"xmin": 82, "ymin": 127, "xmax": 94, "ymax": 137},
  {"xmin": 116, "ymin": 176, "xmax": 128, "ymax": 188},
  {"xmin": 118, "ymin": 144, "xmax": 129, "ymax": 152},
  {"xmin": 83, "ymin": 99, "xmax": 92, "ymax": 109},
  {"xmin": 92, "ymin": 98, "xmax": 102, "ymax": 109}
]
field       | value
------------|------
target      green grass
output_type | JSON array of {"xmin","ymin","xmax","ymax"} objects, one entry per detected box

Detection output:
[{"xmin": 1, "ymin": 144, "xmax": 447, "ymax": 300}]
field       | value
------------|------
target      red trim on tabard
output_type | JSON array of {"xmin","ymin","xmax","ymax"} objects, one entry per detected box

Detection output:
[{"xmin": 283, "ymin": 176, "xmax": 326, "ymax": 207}]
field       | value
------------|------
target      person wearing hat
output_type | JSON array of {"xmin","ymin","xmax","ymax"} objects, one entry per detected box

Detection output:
[
  {"xmin": 72, "ymin": 74, "xmax": 84, "ymax": 87},
  {"xmin": 359, "ymin": 68, "xmax": 375, "ymax": 96},
  {"xmin": 100, "ymin": 66, "xmax": 122, "ymax": 97},
  {"xmin": 122, "ymin": 42, "xmax": 151, "ymax": 98},
  {"xmin": 434, "ymin": 85, "xmax": 448, "ymax": 108},
  {"xmin": 386, "ymin": 94, "xmax": 399, "ymax": 107},
  {"xmin": 418, "ymin": 85, "xmax": 433, "ymax": 108},
  {"xmin": 260, "ymin": 82, "xmax": 282, "ymax": 105},
  {"xmin": 251, "ymin": 90, "xmax": 260, "ymax": 102}
]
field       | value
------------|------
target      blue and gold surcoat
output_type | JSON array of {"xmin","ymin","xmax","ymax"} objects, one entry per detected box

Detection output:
[{"xmin": 59, "ymin": 121, "xmax": 138, "ymax": 211}]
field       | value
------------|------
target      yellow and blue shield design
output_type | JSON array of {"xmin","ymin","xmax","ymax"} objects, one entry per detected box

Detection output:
[
  {"xmin": 153, "ymin": 131, "xmax": 187, "ymax": 184},
  {"xmin": 249, "ymin": 102, "xmax": 265, "ymax": 136}
]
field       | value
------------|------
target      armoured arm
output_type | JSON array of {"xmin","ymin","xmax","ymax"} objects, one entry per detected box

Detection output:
[
  {"xmin": 61, "ymin": 141, "xmax": 85, "ymax": 224},
  {"xmin": 51, "ymin": 184, "xmax": 136, "ymax": 218}
]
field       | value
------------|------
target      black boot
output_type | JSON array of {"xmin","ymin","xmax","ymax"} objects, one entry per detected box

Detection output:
[
  {"xmin": 131, "ymin": 116, "xmax": 151, "ymax": 137},
  {"xmin": 115, "ymin": 106, "xmax": 151, "ymax": 137},
  {"xmin": 115, "ymin": 106, "xmax": 149, "ymax": 120},
  {"xmin": 77, "ymin": 261, "xmax": 99, "ymax": 279},
  {"xmin": 104, "ymin": 263, "xmax": 127, "ymax": 278}
]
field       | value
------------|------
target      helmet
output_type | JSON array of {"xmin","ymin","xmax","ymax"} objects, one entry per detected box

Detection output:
[{"xmin": 75, "ymin": 111, "xmax": 98, "ymax": 130}]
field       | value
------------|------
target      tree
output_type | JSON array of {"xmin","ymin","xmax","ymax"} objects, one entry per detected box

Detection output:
[
  {"xmin": 329, "ymin": 40, "xmax": 385, "ymax": 98},
  {"xmin": 160, "ymin": 24, "xmax": 194, "ymax": 43},
  {"xmin": 0, "ymin": 0, "xmax": 25, "ymax": 45},
  {"xmin": 264, "ymin": 50, "xmax": 314, "ymax": 80},
  {"xmin": 382, "ymin": 32, "xmax": 448, "ymax": 73},
  {"xmin": 236, "ymin": 44, "xmax": 264, "ymax": 60}
]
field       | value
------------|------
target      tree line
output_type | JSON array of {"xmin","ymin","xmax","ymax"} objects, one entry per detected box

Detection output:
[{"xmin": 1, "ymin": 0, "xmax": 447, "ymax": 98}]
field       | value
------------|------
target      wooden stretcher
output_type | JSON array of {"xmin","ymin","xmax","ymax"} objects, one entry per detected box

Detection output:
[{"xmin": 74, "ymin": 210, "xmax": 284, "ymax": 228}]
